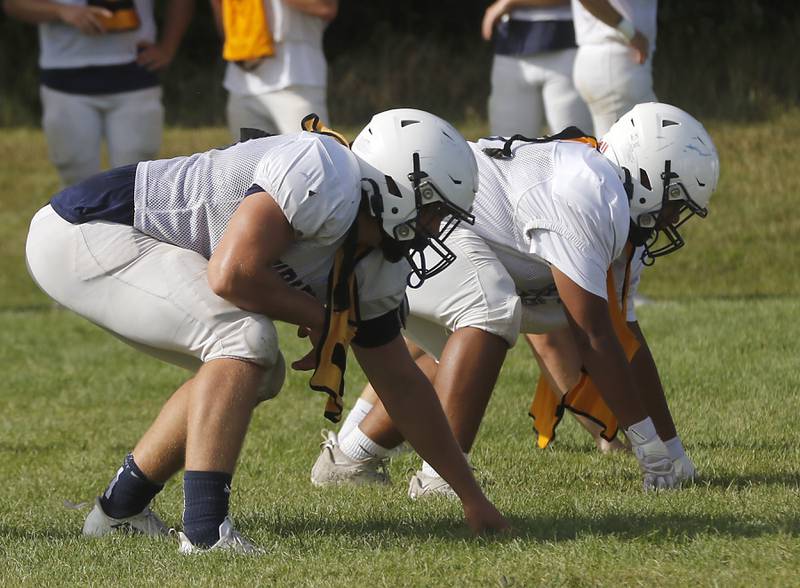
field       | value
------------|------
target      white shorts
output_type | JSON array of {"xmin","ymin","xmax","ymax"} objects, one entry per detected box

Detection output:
[
  {"xmin": 40, "ymin": 85, "xmax": 163, "ymax": 187},
  {"xmin": 404, "ymin": 228, "xmax": 516, "ymax": 359},
  {"xmin": 226, "ymin": 85, "xmax": 329, "ymax": 139},
  {"xmin": 405, "ymin": 229, "xmax": 571, "ymax": 359},
  {"xmin": 489, "ymin": 48, "xmax": 592, "ymax": 137},
  {"xmin": 572, "ymin": 43, "xmax": 657, "ymax": 136},
  {"xmin": 25, "ymin": 205, "xmax": 285, "ymax": 399}
]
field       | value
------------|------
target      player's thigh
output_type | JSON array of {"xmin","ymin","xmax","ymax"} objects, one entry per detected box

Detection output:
[
  {"xmin": 40, "ymin": 86, "xmax": 102, "ymax": 185},
  {"xmin": 105, "ymin": 86, "xmax": 164, "ymax": 167},
  {"xmin": 267, "ymin": 85, "xmax": 329, "ymax": 134},
  {"xmin": 226, "ymin": 92, "xmax": 279, "ymax": 140},
  {"xmin": 407, "ymin": 228, "xmax": 521, "ymax": 349},
  {"xmin": 25, "ymin": 206, "xmax": 281, "ymax": 373},
  {"xmin": 541, "ymin": 48, "xmax": 592, "ymax": 134},
  {"xmin": 488, "ymin": 54, "xmax": 544, "ymax": 137},
  {"xmin": 573, "ymin": 44, "xmax": 654, "ymax": 136}
]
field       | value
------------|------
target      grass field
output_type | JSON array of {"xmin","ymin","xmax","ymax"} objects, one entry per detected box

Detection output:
[{"xmin": 1, "ymin": 117, "xmax": 798, "ymax": 586}]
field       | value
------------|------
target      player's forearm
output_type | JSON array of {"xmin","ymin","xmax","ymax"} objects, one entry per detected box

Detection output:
[
  {"xmin": 209, "ymin": 267, "xmax": 325, "ymax": 332},
  {"xmin": 577, "ymin": 0, "xmax": 624, "ymax": 29},
  {"xmin": 574, "ymin": 329, "xmax": 646, "ymax": 428},
  {"xmin": 354, "ymin": 342, "xmax": 486, "ymax": 503},
  {"xmin": 3, "ymin": 0, "xmax": 66, "ymax": 24},
  {"xmin": 159, "ymin": 0, "xmax": 195, "ymax": 56},
  {"xmin": 282, "ymin": 0, "xmax": 337, "ymax": 21},
  {"xmin": 628, "ymin": 322, "xmax": 678, "ymax": 440}
]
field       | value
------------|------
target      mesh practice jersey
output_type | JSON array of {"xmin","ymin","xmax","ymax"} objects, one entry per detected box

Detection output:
[
  {"xmin": 133, "ymin": 132, "xmax": 408, "ymax": 320},
  {"xmin": 468, "ymin": 138, "xmax": 630, "ymax": 301}
]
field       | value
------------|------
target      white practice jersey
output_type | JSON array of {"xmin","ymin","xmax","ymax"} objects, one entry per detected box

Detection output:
[
  {"xmin": 133, "ymin": 132, "xmax": 408, "ymax": 320},
  {"xmin": 468, "ymin": 138, "xmax": 630, "ymax": 301},
  {"xmin": 38, "ymin": 0, "xmax": 157, "ymax": 69},
  {"xmin": 571, "ymin": 0, "xmax": 657, "ymax": 53}
]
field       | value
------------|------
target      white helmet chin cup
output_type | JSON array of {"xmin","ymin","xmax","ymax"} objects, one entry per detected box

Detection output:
[
  {"xmin": 601, "ymin": 102, "xmax": 720, "ymax": 228},
  {"xmin": 351, "ymin": 108, "xmax": 478, "ymax": 242}
]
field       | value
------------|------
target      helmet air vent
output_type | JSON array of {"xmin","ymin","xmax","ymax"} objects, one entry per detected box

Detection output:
[
  {"xmin": 400, "ymin": 119, "xmax": 420, "ymax": 127},
  {"xmin": 639, "ymin": 168, "xmax": 652, "ymax": 190},
  {"xmin": 662, "ymin": 119, "xmax": 679, "ymax": 127}
]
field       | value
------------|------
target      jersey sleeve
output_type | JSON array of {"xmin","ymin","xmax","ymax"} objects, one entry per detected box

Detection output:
[
  {"xmin": 252, "ymin": 134, "xmax": 361, "ymax": 246},
  {"xmin": 525, "ymin": 143, "xmax": 629, "ymax": 300}
]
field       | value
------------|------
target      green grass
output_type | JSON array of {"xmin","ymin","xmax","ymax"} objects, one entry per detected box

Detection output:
[{"xmin": 1, "ymin": 117, "xmax": 798, "ymax": 585}]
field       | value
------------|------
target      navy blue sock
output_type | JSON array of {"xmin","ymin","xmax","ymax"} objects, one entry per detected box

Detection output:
[
  {"xmin": 182, "ymin": 471, "xmax": 233, "ymax": 548},
  {"xmin": 99, "ymin": 453, "xmax": 164, "ymax": 519}
]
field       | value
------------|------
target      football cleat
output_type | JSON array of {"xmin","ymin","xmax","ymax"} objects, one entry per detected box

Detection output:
[
  {"xmin": 407, "ymin": 470, "xmax": 458, "ymax": 500},
  {"xmin": 310, "ymin": 430, "xmax": 390, "ymax": 487},
  {"xmin": 175, "ymin": 517, "xmax": 263, "ymax": 555},
  {"xmin": 82, "ymin": 497, "xmax": 168, "ymax": 537}
]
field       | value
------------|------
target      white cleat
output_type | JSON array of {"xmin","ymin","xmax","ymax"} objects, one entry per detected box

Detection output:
[
  {"xmin": 407, "ymin": 470, "xmax": 458, "ymax": 500},
  {"xmin": 673, "ymin": 454, "xmax": 698, "ymax": 484},
  {"xmin": 176, "ymin": 517, "xmax": 263, "ymax": 555},
  {"xmin": 631, "ymin": 437, "xmax": 678, "ymax": 492},
  {"xmin": 82, "ymin": 497, "xmax": 168, "ymax": 537},
  {"xmin": 310, "ymin": 430, "xmax": 390, "ymax": 487}
]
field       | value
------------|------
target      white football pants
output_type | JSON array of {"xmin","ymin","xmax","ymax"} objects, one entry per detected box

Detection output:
[
  {"xmin": 488, "ymin": 47, "xmax": 592, "ymax": 137},
  {"xmin": 572, "ymin": 43, "xmax": 657, "ymax": 137},
  {"xmin": 40, "ymin": 85, "xmax": 163, "ymax": 187},
  {"xmin": 25, "ymin": 205, "xmax": 285, "ymax": 400},
  {"xmin": 226, "ymin": 85, "xmax": 329, "ymax": 139},
  {"xmin": 403, "ymin": 228, "xmax": 570, "ymax": 359}
]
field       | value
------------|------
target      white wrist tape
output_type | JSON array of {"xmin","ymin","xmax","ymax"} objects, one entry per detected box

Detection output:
[{"xmin": 616, "ymin": 17, "xmax": 636, "ymax": 42}]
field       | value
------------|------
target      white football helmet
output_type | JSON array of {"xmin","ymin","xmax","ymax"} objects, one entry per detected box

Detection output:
[
  {"xmin": 601, "ymin": 102, "xmax": 720, "ymax": 264},
  {"xmin": 352, "ymin": 108, "xmax": 477, "ymax": 286}
]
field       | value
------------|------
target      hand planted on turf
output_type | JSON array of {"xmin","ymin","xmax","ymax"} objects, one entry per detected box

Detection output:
[
  {"xmin": 632, "ymin": 437, "xmax": 678, "ymax": 491},
  {"xmin": 463, "ymin": 498, "xmax": 510, "ymax": 536},
  {"xmin": 673, "ymin": 454, "xmax": 697, "ymax": 484}
]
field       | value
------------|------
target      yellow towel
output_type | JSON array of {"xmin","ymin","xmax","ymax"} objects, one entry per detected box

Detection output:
[
  {"xmin": 89, "ymin": 0, "xmax": 140, "ymax": 33},
  {"xmin": 530, "ymin": 244, "xmax": 640, "ymax": 448},
  {"xmin": 222, "ymin": 0, "xmax": 274, "ymax": 63},
  {"xmin": 300, "ymin": 114, "xmax": 364, "ymax": 422},
  {"xmin": 309, "ymin": 227, "xmax": 373, "ymax": 422}
]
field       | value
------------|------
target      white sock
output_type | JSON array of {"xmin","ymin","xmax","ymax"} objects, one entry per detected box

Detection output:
[
  {"xmin": 338, "ymin": 398, "xmax": 374, "ymax": 439},
  {"xmin": 421, "ymin": 452, "xmax": 469, "ymax": 478},
  {"xmin": 663, "ymin": 436, "xmax": 686, "ymax": 461},
  {"xmin": 625, "ymin": 417, "xmax": 658, "ymax": 446},
  {"xmin": 339, "ymin": 426, "xmax": 391, "ymax": 461}
]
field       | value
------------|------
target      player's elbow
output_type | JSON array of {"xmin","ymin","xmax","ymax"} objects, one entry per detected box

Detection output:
[{"xmin": 207, "ymin": 258, "xmax": 240, "ymax": 300}]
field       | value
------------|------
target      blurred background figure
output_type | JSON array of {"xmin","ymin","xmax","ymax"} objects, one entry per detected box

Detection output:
[
  {"xmin": 572, "ymin": 0, "xmax": 657, "ymax": 137},
  {"xmin": 3, "ymin": 0, "xmax": 194, "ymax": 187},
  {"xmin": 483, "ymin": 0, "xmax": 591, "ymax": 137},
  {"xmin": 210, "ymin": 0, "xmax": 337, "ymax": 139}
]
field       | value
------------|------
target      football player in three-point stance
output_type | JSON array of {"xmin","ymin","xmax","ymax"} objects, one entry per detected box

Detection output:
[
  {"xmin": 26, "ymin": 108, "xmax": 508, "ymax": 553},
  {"xmin": 311, "ymin": 103, "xmax": 720, "ymax": 496}
]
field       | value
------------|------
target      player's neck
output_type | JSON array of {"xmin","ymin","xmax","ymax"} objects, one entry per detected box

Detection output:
[{"xmin": 356, "ymin": 209, "xmax": 383, "ymax": 248}]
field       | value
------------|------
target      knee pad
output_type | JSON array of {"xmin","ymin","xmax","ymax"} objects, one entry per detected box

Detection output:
[{"xmin": 255, "ymin": 351, "xmax": 286, "ymax": 403}]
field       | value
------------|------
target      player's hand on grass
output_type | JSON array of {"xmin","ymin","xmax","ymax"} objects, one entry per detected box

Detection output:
[
  {"xmin": 58, "ymin": 5, "xmax": 111, "ymax": 35},
  {"xmin": 137, "ymin": 41, "xmax": 178, "ymax": 71},
  {"xmin": 673, "ymin": 454, "xmax": 697, "ymax": 484},
  {"xmin": 632, "ymin": 437, "xmax": 678, "ymax": 491},
  {"xmin": 463, "ymin": 497, "xmax": 510, "ymax": 536}
]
